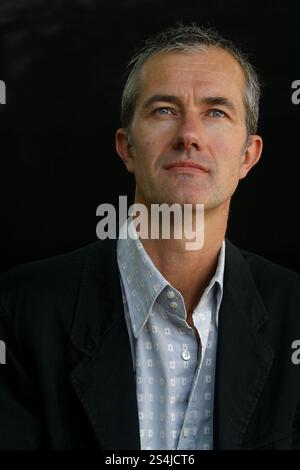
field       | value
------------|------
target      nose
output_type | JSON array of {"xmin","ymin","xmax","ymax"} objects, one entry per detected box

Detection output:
[{"xmin": 173, "ymin": 112, "xmax": 204, "ymax": 151}]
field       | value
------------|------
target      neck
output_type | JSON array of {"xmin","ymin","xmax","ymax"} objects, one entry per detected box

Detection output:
[{"xmin": 133, "ymin": 202, "xmax": 228, "ymax": 319}]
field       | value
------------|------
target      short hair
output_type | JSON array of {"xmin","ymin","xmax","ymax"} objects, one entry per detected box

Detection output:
[{"xmin": 121, "ymin": 24, "xmax": 261, "ymax": 142}]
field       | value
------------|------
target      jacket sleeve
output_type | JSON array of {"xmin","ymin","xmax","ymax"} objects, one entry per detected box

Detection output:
[
  {"xmin": 292, "ymin": 399, "xmax": 300, "ymax": 449},
  {"xmin": 0, "ymin": 298, "xmax": 44, "ymax": 449}
]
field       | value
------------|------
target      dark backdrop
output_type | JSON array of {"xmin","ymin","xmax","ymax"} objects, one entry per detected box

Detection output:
[{"xmin": 0, "ymin": 0, "xmax": 299, "ymax": 273}]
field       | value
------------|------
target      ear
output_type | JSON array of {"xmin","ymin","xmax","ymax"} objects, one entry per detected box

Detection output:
[
  {"xmin": 239, "ymin": 135, "xmax": 263, "ymax": 180},
  {"xmin": 115, "ymin": 128, "xmax": 135, "ymax": 174}
]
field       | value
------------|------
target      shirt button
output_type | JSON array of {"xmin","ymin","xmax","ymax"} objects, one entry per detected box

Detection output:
[
  {"xmin": 167, "ymin": 290, "xmax": 175, "ymax": 299},
  {"xmin": 170, "ymin": 301, "xmax": 178, "ymax": 310},
  {"xmin": 182, "ymin": 350, "xmax": 191, "ymax": 361},
  {"xmin": 183, "ymin": 428, "xmax": 190, "ymax": 438}
]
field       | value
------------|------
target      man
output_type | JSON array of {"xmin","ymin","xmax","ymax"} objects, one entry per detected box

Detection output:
[{"xmin": 0, "ymin": 24, "xmax": 300, "ymax": 450}]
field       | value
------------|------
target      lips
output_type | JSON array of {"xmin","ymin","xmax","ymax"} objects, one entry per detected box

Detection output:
[{"xmin": 165, "ymin": 161, "xmax": 209, "ymax": 172}]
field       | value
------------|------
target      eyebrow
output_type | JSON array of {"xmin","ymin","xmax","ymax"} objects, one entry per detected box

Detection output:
[{"xmin": 141, "ymin": 94, "xmax": 238, "ymax": 116}]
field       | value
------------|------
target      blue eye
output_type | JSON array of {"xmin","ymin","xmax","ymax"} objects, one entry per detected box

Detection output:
[
  {"xmin": 156, "ymin": 107, "xmax": 173, "ymax": 115},
  {"xmin": 209, "ymin": 109, "xmax": 225, "ymax": 118}
]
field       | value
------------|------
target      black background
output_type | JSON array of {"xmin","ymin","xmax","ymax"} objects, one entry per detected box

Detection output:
[{"xmin": 0, "ymin": 0, "xmax": 299, "ymax": 273}]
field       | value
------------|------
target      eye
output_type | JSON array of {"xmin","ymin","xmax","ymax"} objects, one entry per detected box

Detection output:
[
  {"xmin": 154, "ymin": 107, "xmax": 175, "ymax": 115},
  {"xmin": 209, "ymin": 109, "xmax": 226, "ymax": 118}
]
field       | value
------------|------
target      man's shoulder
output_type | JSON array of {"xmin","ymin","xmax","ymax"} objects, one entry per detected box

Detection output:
[
  {"xmin": 228, "ymin": 239, "xmax": 300, "ymax": 300},
  {"xmin": 0, "ymin": 239, "xmax": 117, "ymax": 318},
  {"xmin": 239, "ymin": 244, "xmax": 300, "ymax": 282}
]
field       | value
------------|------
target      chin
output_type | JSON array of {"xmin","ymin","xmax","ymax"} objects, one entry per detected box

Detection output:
[
  {"xmin": 152, "ymin": 190, "xmax": 208, "ymax": 207},
  {"xmin": 171, "ymin": 193, "xmax": 208, "ymax": 206}
]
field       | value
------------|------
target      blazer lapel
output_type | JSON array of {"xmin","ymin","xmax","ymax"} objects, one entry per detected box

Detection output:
[
  {"xmin": 69, "ymin": 239, "xmax": 140, "ymax": 449},
  {"xmin": 213, "ymin": 239, "xmax": 274, "ymax": 449}
]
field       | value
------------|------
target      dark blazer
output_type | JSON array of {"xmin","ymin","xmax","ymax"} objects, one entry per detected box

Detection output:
[{"xmin": 0, "ymin": 237, "xmax": 300, "ymax": 450}]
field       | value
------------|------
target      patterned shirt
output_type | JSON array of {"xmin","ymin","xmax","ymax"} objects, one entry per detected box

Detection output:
[{"xmin": 117, "ymin": 217, "xmax": 225, "ymax": 450}]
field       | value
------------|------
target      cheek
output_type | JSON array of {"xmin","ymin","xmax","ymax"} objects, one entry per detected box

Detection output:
[
  {"xmin": 209, "ymin": 129, "xmax": 244, "ymax": 158},
  {"xmin": 134, "ymin": 130, "xmax": 161, "ymax": 163},
  {"xmin": 144, "ymin": 138, "xmax": 154, "ymax": 150},
  {"xmin": 210, "ymin": 137, "xmax": 244, "ymax": 181},
  {"xmin": 137, "ymin": 119, "xmax": 175, "ymax": 144},
  {"xmin": 132, "ymin": 140, "xmax": 155, "ymax": 178},
  {"xmin": 133, "ymin": 122, "xmax": 157, "ymax": 152},
  {"xmin": 134, "ymin": 139, "xmax": 154, "ymax": 165}
]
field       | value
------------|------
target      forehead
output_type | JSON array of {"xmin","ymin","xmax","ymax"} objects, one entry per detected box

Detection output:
[{"xmin": 137, "ymin": 48, "xmax": 246, "ymax": 106}]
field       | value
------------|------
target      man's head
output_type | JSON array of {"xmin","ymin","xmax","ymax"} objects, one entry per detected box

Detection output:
[{"xmin": 116, "ymin": 24, "xmax": 263, "ymax": 211}]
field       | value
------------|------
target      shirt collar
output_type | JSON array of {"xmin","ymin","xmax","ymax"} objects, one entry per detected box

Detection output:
[
  {"xmin": 117, "ymin": 216, "xmax": 225, "ymax": 336},
  {"xmin": 117, "ymin": 217, "xmax": 169, "ymax": 337}
]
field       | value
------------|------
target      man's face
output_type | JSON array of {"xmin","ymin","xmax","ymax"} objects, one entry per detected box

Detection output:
[{"xmin": 116, "ymin": 48, "xmax": 262, "ymax": 211}]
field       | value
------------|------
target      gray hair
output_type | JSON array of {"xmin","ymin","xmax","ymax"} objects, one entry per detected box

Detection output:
[{"xmin": 121, "ymin": 24, "xmax": 261, "ymax": 144}]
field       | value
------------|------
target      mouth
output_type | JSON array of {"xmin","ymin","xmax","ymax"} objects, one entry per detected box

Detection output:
[{"xmin": 164, "ymin": 161, "xmax": 209, "ymax": 174}]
